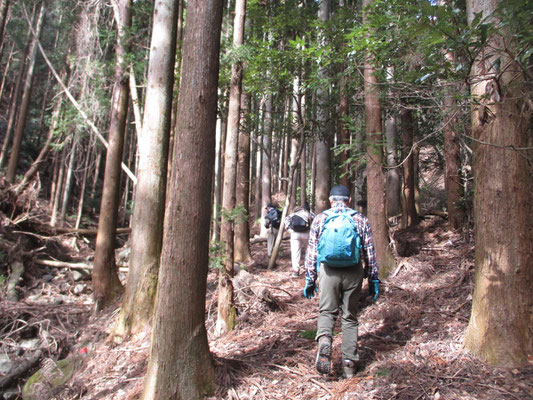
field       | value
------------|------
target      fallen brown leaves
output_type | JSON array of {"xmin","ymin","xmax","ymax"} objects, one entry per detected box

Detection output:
[{"xmin": 1, "ymin": 217, "xmax": 532, "ymax": 399}]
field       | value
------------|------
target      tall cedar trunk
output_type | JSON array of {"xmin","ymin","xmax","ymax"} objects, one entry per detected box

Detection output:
[
  {"xmin": 400, "ymin": 108, "xmax": 418, "ymax": 228},
  {"xmin": 296, "ymin": 77, "xmax": 309, "ymax": 207},
  {"xmin": 217, "ymin": 0, "xmax": 246, "ymax": 334},
  {"xmin": 260, "ymin": 95, "xmax": 273, "ymax": 237},
  {"xmin": 92, "ymin": 0, "xmax": 132, "ymax": 310},
  {"xmin": 234, "ymin": 92, "xmax": 251, "ymax": 262},
  {"xmin": 338, "ymin": 0, "xmax": 351, "ymax": 192},
  {"xmin": 5, "ymin": 3, "xmax": 45, "ymax": 183},
  {"xmin": 314, "ymin": 0, "xmax": 330, "ymax": 213},
  {"xmin": 443, "ymin": 80, "xmax": 464, "ymax": 229},
  {"xmin": 363, "ymin": 0, "xmax": 395, "ymax": 277},
  {"xmin": 141, "ymin": 0, "xmax": 223, "ymax": 397},
  {"xmin": 463, "ymin": 0, "xmax": 533, "ymax": 366},
  {"xmin": 113, "ymin": 0, "xmax": 175, "ymax": 339}
]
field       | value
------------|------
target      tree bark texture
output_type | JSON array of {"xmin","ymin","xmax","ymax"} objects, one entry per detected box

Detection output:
[
  {"xmin": 141, "ymin": 1, "xmax": 223, "ymax": 398},
  {"xmin": 463, "ymin": 0, "xmax": 533, "ymax": 367},
  {"xmin": 363, "ymin": 0, "xmax": 396, "ymax": 277},
  {"xmin": 113, "ymin": 0, "xmax": 175, "ymax": 339},
  {"xmin": 92, "ymin": 0, "xmax": 132, "ymax": 310},
  {"xmin": 235, "ymin": 91, "xmax": 252, "ymax": 262},
  {"xmin": 217, "ymin": 0, "xmax": 246, "ymax": 335},
  {"xmin": 314, "ymin": 0, "xmax": 331, "ymax": 213}
]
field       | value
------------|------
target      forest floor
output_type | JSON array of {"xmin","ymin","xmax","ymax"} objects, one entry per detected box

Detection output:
[{"xmin": 1, "ymin": 215, "xmax": 533, "ymax": 399}]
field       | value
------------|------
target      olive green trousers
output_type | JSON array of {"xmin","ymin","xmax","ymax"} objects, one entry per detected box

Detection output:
[{"xmin": 316, "ymin": 263, "xmax": 364, "ymax": 362}]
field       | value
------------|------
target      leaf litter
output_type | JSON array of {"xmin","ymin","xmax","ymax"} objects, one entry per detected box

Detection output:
[{"xmin": 1, "ymin": 217, "xmax": 532, "ymax": 399}]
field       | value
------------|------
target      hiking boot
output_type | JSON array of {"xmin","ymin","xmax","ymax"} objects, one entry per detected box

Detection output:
[
  {"xmin": 291, "ymin": 271, "xmax": 300, "ymax": 278},
  {"xmin": 342, "ymin": 359, "xmax": 356, "ymax": 379},
  {"xmin": 315, "ymin": 336, "xmax": 332, "ymax": 374}
]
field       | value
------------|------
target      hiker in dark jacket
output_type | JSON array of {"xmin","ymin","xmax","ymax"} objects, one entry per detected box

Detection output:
[
  {"xmin": 264, "ymin": 204, "xmax": 281, "ymax": 257},
  {"xmin": 283, "ymin": 202, "xmax": 315, "ymax": 277},
  {"xmin": 303, "ymin": 185, "xmax": 379, "ymax": 379}
]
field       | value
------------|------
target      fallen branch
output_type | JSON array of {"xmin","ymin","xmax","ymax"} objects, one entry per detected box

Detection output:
[
  {"xmin": 0, "ymin": 350, "xmax": 42, "ymax": 389},
  {"xmin": 34, "ymin": 259, "xmax": 128, "ymax": 273},
  {"xmin": 250, "ymin": 235, "xmax": 289, "ymax": 244},
  {"xmin": 51, "ymin": 227, "xmax": 131, "ymax": 236}
]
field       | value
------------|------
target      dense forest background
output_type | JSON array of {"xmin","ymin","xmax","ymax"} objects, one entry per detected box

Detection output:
[{"xmin": 0, "ymin": 0, "xmax": 531, "ymax": 399}]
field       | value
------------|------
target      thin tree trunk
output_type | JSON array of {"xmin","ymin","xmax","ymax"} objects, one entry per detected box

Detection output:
[
  {"xmin": 141, "ymin": 0, "xmax": 223, "ymax": 397},
  {"xmin": 260, "ymin": 95, "xmax": 273, "ymax": 236},
  {"xmin": 50, "ymin": 147, "xmax": 65, "ymax": 227},
  {"xmin": 6, "ymin": 3, "xmax": 45, "ymax": 183},
  {"xmin": 0, "ymin": 41, "xmax": 14, "ymax": 102},
  {"xmin": 234, "ymin": 91, "xmax": 251, "ymax": 262},
  {"xmin": 92, "ymin": 0, "xmax": 133, "ymax": 310},
  {"xmin": 254, "ymin": 111, "xmax": 262, "ymax": 220},
  {"xmin": 90, "ymin": 150, "xmax": 102, "ymax": 199},
  {"xmin": 400, "ymin": 108, "xmax": 418, "ymax": 228},
  {"xmin": 59, "ymin": 138, "xmax": 77, "ymax": 226},
  {"xmin": 211, "ymin": 115, "xmax": 223, "ymax": 243},
  {"xmin": 0, "ymin": 48, "xmax": 26, "ymax": 169},
  {"xmin": 443, "ymin": 68, "xmax": 464, "ymax": 230},
  {"xmin": 0, "ymin": 0, "xmax": 9, "ymax": 48},
  {"xmin": 129, "ymin": 66, "xmax": 142, "ymax": 141},
  {"xmin": 385, "ymin": 69, "xmax": 401, "ymax": 217},
  {"xmin": 217, "ymin": 0, "xmax": 246, "ymax": 335},
  {"xmin": 75, "ymin": 143, "xmax": 91, "ymax": 230}
]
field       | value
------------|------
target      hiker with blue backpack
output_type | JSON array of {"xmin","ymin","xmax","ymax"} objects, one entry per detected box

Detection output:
[
  {"xmin": 283, "ymin": 202, "xmax": 315, "ymax": 277},
  {"xmin": 303, "ymin": 185, "xmax": 379, "ymax": 379}
]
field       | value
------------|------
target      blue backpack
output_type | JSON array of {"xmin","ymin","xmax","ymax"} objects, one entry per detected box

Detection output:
[{"xmin": 317, "ymin": 210, "xmax": 362, "ymax": 267}]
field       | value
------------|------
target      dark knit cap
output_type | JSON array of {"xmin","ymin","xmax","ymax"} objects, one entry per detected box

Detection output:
[{"xmin": 329, "ymin": 185, "xmax": 350, "ymax": 198}]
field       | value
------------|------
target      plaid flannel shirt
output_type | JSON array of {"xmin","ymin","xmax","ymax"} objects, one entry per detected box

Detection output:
[{"xmin": 304, "ymin": 202, "xmax": 378, "ymax": 282}]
